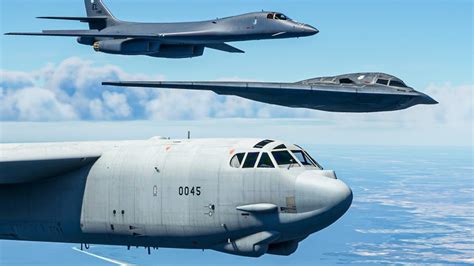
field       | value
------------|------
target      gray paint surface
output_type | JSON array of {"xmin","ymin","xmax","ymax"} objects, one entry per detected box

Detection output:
[
  {"xmin": 5, "ymin": 0, "xmax": 318, "ymax": 58},
  {"xmin": 0, "ymin": 137, "xmax": 352, "ymax": 257},
  {"xmin": 103, "ymin": 72, "xmax": 438, "ymax": 113}
]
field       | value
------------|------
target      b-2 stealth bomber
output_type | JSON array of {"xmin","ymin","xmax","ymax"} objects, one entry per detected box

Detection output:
[
  {"xmin": 5, "ymin": 0, "xmax": 318, "ymax": 58},
  {"xmin": 104, "ymin": 72, "xmax": 438, "ymax": 113}
]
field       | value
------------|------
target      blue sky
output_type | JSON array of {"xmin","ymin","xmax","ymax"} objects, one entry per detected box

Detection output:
[{"xmin": 0, "ymin": 0, "xmax": 473, "ymax": 146}]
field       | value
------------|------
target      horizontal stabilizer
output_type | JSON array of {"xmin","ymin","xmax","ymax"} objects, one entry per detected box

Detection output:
[
  {"xmin": 37, "ymin": 16, "xmax": 109, "ymax": 22},
  {"xmin": 206, "ymin": 43, "xmax": 245, "ymax": 53}
]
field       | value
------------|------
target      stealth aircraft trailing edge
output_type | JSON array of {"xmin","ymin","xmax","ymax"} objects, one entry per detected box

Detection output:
[
  {"xmin": 5, "ymin": 0, "xmax": 318, "ymax": 58},
  {"xmin": 104, "ymin": 72, "xmax": 438, "ymax": 113}
]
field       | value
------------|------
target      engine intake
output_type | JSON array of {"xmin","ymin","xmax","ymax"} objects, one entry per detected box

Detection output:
[
  {"xmin": 149, "ymin": 44, "xmax": 205, "ymax": 58},
  {"xmin": 93, "ymin": 39, "xmax": 160, "ymax": 55},
  {"xmin": 267, "ymin": 240, "xmax": 299, "ymax": 256}
]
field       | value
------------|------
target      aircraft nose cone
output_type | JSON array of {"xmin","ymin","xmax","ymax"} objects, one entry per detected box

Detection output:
[
  {"xmin": 295, "ymin": 171, "xmax": 352, "ymax": 215},
  {"xmin": 409, "ymin": 91, "xmax": 438, "ymax": 106},
  {"xmin": 302, "ymin": 24, "xmax": 319, "ymax": 35},
  {"xmin": 419, "ymin": 93, "xmax": 438, "ymax": 105}
]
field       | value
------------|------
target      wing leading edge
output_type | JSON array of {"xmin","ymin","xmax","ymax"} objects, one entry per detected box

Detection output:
[{"xmin": 102, "ymin": 81, "xmax": 303, "ymax": 95}]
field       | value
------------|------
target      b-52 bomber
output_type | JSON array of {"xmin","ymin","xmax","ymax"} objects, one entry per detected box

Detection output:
[
  {"xmin": 5, "ymin": 0, "xmax": 318, "ymax": 58},
  {"xmin": 104, "ymin": 72, "xmax": 438, "ymax": 113},
  {"xmin": 0, "ymin": 137, "xmax": 352, "ymax": 257}
]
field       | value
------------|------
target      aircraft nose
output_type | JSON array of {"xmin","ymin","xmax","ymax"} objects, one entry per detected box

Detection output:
[
  {"xmin": 295, "ymin": 171, "xmax": 352, "ymax": 215},
  {"xmin": 301, "ymin": 24, "xmax": 319, "ymax": 35},
  {"xmin": 418, "ymin": 92, "xmax": 438, "ymax": 105}
]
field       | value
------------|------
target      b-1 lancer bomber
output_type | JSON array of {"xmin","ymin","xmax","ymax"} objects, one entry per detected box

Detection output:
[
  {"xmin": 104, "ymin": 72, "xmax": 438, "ymax": 113},
  {"xmin": 5, "ymin": 0, "xmax": 318, "ymax": 59},
  {"xmin": 0, "ymin": 137, "xmax": 352, "ymax": 257}
]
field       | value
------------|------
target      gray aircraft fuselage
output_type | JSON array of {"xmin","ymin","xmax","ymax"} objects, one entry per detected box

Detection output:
[
  {"xmin": 6, "ymin": 0, "xmax": 318, "ymax": 58},
  {"xmin": 104, "ymin": 72, "xmax": 438, "ymax": 113},
  {"xmin": 0, "ymin": 138, "xmax": 352, "ymax": 257}
]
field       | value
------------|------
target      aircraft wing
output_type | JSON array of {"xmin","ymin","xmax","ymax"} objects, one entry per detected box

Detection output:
[
  {"xmin": 102, "ymin": 81, "xmax": 304, "ymax": 95},
  {"xmin": 37, "ymin": 16, "xmax": 109, "ymax": 22},
  {"xmin": 5, "ymin": 29, "xmax": 221, "ymax": 40},
  {"xmin": 5, "ymin": 30, "xmax": 157, "ymax": 38},
  {"xmin": 0, "ymin": 143, "xmax": 102, "ymax": 185}
]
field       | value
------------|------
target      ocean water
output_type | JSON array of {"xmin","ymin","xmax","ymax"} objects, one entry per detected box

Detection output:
[{"xmin": 1, "ymin": 145, "xmax": 473, "ymax": 265}]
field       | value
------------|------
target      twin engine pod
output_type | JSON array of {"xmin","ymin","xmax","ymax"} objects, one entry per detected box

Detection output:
[{"xmin": 86, "ymin": 38, "xmax": 204, "ymax": 58}]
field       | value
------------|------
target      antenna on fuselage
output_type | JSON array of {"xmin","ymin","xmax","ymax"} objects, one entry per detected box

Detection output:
[{"xmin": 187, "ymin": 131, "xmax": 191, "ymax": 139}]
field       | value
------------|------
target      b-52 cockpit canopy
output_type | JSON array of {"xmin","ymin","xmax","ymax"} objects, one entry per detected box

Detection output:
[{"xmin": 229, "ymin": 139, "xmax": 324, "ymax": 170}]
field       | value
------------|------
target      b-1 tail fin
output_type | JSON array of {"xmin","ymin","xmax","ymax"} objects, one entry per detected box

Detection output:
[{"xmin": 84, "ymin": 0, "xmax": 119, "ymax": 29}]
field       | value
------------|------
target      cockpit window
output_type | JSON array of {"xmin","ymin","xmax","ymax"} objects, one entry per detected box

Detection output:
[
  {"xmin": 376, "ymin": 79, "xmax": 389, "ymax": 86},
  {"xmin": 272, "ymin": 150, "xmax": 300, "ymax": 168},
  {"xmin": 267, "ymin": 13, "xmax": 289, "ymax": 20},
  {"xmin": 339, "ymin": 78, "xmax": 354, "ymax": 84},
  {"xmin": 254, "ymin": 139, "xmax": 274, "ymax": 149},
  {"xmin": 243, "ymin": 152, "xmax": 259, "ymax": 168},
  {"xmin": 230, "ymin": 153, "xmax": 245, "ymax": 168},
  {"xmin": 273, "ymin": 144, "xmax": 287, "ymax": 150},
  {"xmin": 275, "ymin": 13, "xmax": 288, "ymax": 20},
  {"xmin": 257, "ymin": 153, "xmax": 275, "ymax": 168},
  {"xmin": 389, "ymin": 80, "xmax": 408, "ymax": 88},
  {"xmin": 294, "ymin": 144, "xmax": 324, "ymax": 170},
  {"xmin": 291, "ymin": 150, "xmax": 314, "ymax": 166}
]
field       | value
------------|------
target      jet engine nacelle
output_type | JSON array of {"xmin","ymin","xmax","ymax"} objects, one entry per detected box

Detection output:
[
  {"xmin": 211, "ymin": 231, "xmax": 280, "ymax": 258},
  {"xmin": 149, "ymin": 44, "xmax": 205, "ymax": 58},
  {"xmin": 77, "ymin": 36, "xmax": 96, "ymax": 46},
  {"xmin": 267, "ymin": 240, "xmax": 299, "ymax": 256},
  {"xmin": 93, "ymin": 39, "xmax": 160, "ymax": 55}
]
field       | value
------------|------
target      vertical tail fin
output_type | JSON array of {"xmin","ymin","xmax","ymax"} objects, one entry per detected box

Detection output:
[{"xmin": 84, "ymin": 0, "xmax": 119, "ymax": 29}]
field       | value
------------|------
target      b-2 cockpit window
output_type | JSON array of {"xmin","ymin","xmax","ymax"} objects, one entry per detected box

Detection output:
[
  {"xmin": 389, "ymin": 80, "xmax": 408, "ymax": 88},
  {"xmin": 376, "ymin": 79, "xmax": 389, "ymax": 86},
  {"xmin": 267, "ymin": 13, "xmax": 274, "ymax": 19},
  {"xmin": 272, "ymin": 150, "xmax": 300, "ymax": 168},
  {"xmin": 339, "ymin": 78, "xmax": 354, "ymax": 84},
  {"xmin": 230, "ymin": 153, "xmax": 245, "ymax": 168},
  {"xmin": 257, "ymin": 152, "xmax": 275, "ymax": 168},
  {"xmin": 243, "ymin": 152, "xmax": 259, "ymax": 168}
]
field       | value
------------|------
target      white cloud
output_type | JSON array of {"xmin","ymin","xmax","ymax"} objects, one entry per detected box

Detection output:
[{"xmin": 0, "ymin": 87, "xmax": 78, "ymax": 121}]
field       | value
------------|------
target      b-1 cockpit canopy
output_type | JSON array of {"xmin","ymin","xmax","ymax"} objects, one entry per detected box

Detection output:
[
  {"xmin": 229, "ymin": 139, "xmax": 323, "ymax": 170},
  {"xmin": 298, "ymin": 73, "xmax": 413, "ymax": 90},
  {"xmin": 266, "ymin": 12, "xmax": 291, "ymax": 21}
]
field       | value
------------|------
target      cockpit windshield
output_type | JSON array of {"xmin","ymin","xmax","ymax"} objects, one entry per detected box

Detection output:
[
  {"xmin": 389, "ymin": 80, "xmax": 408, "ymax": 88},
  {"xmin": 275, "ymin": 13, "xmax": 288, "ymax": 20},
  {"xmin": 229, "ymin": 143, "xmax": 323, "ymax": 170},
  {"xmin": 291, "ymin": 150, "xmax": 313, "ymax": 166},
  {"xmin": 272, "ymin": 150, "xmax": 299, "ymax": 168},
  {"xmin": 267, "ymin": 13, "xmax": 290, "ymax": 20}
]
